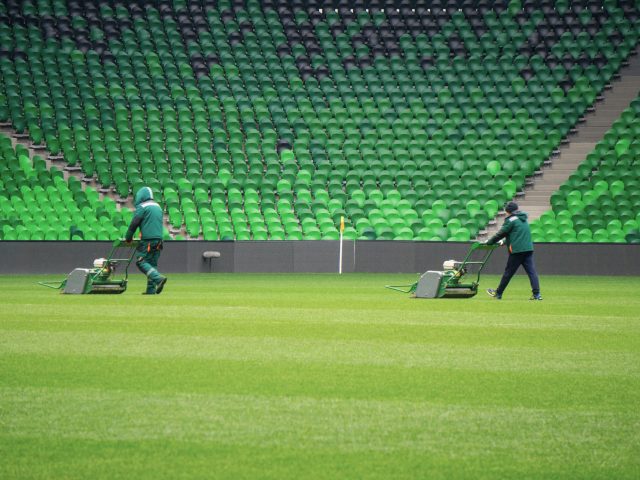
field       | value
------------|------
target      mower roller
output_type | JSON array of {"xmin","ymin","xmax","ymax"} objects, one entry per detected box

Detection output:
[
  {"xmin": 38, "ymin": 239, "xmax": 139, "ymax": 294},
  {"xmin": 385, "ymin": 241, "xmax": 500, "ymax": 299}
]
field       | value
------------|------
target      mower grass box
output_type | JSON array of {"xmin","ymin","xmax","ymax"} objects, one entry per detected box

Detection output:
[
  {"xmin": 386, "ymin": 242, "xmax": 499, "ymax": 299},
  {"xmin": 39, "ymin": 240, "xmax": 139, "ymax": 294}
]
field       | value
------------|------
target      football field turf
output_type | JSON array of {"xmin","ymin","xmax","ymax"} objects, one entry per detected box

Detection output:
[{"xmin": 1, "ymin": 273, "xmax": 639, "ymax": 479}]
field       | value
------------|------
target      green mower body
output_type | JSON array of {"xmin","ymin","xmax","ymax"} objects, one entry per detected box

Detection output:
[
  {"xmin": 39, "ymin": 240, "xmax": 139, "ymax": 294},
  {"xmin": 60, "ymin": 266, "xmax": 128, "ymax": 294},
  {"xmin": 386, "ymin": 242, "xmax": 499, "ymax": 299}
]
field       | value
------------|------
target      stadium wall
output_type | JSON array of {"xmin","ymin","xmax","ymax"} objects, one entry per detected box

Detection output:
[{"xmin": 0, "ymin": 241, "xmax": 638, "ymax": 276}]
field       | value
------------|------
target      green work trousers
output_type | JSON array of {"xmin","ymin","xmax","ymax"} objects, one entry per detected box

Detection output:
[{"xmin": 135, "ymin": 239, "xmax": 164, "ymax": 294}]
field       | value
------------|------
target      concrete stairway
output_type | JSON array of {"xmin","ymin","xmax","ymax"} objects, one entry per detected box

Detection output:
[
  {"xmin": 481, "ymin": 46, "xmax": 640, "ymax": 238},
  {"xmin": 0, "ymin": 122, "xmax": 189, "ymax": 239},
  {"xmin": 0, "ymin": 123, "xmax": 135, "ymax": 210}
]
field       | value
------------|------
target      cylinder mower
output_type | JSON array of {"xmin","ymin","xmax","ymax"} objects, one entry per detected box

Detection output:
[
  {"xmin": 38, "ymin": 239, "xmax": 139, "ymax": 294},
  {"xmin": 385, "ymin": 242, "xmax": 500, "ymax": 299}
]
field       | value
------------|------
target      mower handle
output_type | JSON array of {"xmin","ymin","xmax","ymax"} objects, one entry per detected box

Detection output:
[
  {"xmin": 470, "ymin": 241, "xmax": 501, "ymax": 251},
  {"xmin": 114, "ymin": 239, "xmax": 140, "ymax": 248}
]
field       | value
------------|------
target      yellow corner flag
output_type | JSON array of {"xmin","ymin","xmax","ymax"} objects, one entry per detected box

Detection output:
[{"xmin": 340, "ymin": 216, "xmax": 345, "ymax": 233}]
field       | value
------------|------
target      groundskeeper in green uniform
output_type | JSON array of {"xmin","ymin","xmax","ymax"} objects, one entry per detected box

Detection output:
[
  {"xmin": 125, "ymin": 186, "xmax": 167, "ymax": 294},
  {"xmin": 486, "ymin": 201, "xmax": 541, "ymax": 300}
]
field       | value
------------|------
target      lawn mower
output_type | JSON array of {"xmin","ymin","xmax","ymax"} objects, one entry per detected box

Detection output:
[
  {"xmin": 38, "ymin": 239, "xmax": 139, "ymax": 294},
  {"xmin": 385, "ymin": 241, "xmax": 500, "ymax": 299}
]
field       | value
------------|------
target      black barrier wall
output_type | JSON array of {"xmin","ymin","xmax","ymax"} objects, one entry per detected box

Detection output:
[{"xmin": 0, "ymin": 241, "xmax": 638, "ymax": 275}]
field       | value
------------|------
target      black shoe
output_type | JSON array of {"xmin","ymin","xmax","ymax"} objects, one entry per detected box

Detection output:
[
  {"xmin": 486, "ymin": 289, "xmax": 502, "ymax": 299},
  {"xmin": 530, "ymin": 294, "xmax": 543, "ymax": 300},
  {"xmin": 155, "ymin": 276, "xmax": 167, "ymax": 294}
]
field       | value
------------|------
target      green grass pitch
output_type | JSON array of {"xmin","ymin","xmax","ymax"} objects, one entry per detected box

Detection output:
[{"xmin": 1, "ymin": 273, "xmax": 639, "ymax": 479}]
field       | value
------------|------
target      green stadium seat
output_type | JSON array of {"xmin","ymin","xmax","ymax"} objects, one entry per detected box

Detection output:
[
  {"xmin": 1, "ymin": 2, "xmax": 638, "ymax": 241},
  {"xmin": 533, "ymin": 95, "xmax": 640, "ymax": 243}
]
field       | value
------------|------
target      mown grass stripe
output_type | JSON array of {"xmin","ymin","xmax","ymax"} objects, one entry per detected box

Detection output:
[
  {"xmin": 2, "ymin": 386, "xmax": 638, "ymax": 457},
  {"xmin": 2, "ymin": 354, "xmax": 637, "ymax": 410},
  {"xmin": 1, "ymin": 330, "xmax": 638, "ymax": 376}
]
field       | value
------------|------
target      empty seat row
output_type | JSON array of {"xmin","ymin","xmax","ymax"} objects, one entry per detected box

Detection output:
[{"xmin": 0, "ymin": 0, "xmax": 638, "ymax": 240}]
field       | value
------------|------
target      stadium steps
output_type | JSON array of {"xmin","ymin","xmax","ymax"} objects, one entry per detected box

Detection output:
[
  {"xmin": 0, "ymin": 121, "xmax": 133, "ymax": 209},
  {"xmin": 481, "ymin": 46, "xmax": 640, "ymax": 239},
  {"xmin": 0, "ymin": 121, "xmax": 184, "ymax": 240}
]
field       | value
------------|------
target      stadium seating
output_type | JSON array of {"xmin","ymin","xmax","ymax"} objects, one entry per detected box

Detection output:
[
  {"xmin": 0, "ymin": 132, "xmax": 135, "ymax": 240},
  {"xmin": 0, "ymin": 0, "xmax": 639, "ymax": 240},
  {"xmin": 531, "ymin": 94, "xmax": 640, "ymax": 243}
]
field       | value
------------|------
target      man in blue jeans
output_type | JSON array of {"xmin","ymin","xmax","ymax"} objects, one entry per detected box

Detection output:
[{"xmin": 486, "ymin": 202, "xmax": 542, "ymax": 300}]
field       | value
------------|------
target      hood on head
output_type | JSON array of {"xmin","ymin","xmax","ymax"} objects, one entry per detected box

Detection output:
[
  {"xmin": 513, "ymin": 211, "xmax": 528, "ymax": 221},
  {"xmin": 134, "ymin": 186, "xmax": 154, "ymax": 205}
]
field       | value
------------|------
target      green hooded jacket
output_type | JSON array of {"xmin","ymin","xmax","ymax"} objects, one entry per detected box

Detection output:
[
  {"xmin": 487, "ymin": 211, "xmax": 534, "ymax": 253},
  {"xmin": 125, "ymin": 186, "xmax": 164, "ymax": 241}
]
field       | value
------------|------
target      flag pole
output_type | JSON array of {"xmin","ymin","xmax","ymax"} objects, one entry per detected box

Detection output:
[{"xmin": 338, "ymin": 215, "xmax": 344, "ymax": 274}]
